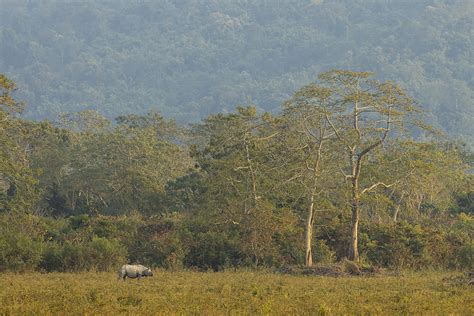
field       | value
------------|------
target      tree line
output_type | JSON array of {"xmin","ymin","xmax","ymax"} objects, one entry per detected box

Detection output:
[
  {"xmin": 0, "ymin": 72, "xmax": 473, "ymax": 272},
  {"xmin": 2, "ymin": 0, "xmax": 473, "ymax": 146}
]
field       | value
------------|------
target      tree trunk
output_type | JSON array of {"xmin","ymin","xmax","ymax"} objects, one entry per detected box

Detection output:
[
  {"xmin": 349, "ymin": 203, "xmax": 360, "ymax": 262},
  {"xmin": 349, "ymin": 176, "xmax": 360, "ymax": 262},
  {"xmin": 392, "ymin": 205, "xmax": 400, "ymax": 223},
  {"xmin": 392, "ymin": 191, "xmax": 405, "ymax": 223},
  {"xmin": 305, "ymin": 193, "xmax": 315, "ymax": 266}
]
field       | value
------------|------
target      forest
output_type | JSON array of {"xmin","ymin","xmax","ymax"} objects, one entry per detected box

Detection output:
[
  {"xmin": 1, "ymin": 0, "xmax": 473, "ymax": 146},
  {"xmin": 1, "ymin": 71, "xmax": 473, "ymax": 273},
  {"xmin": 1, "ymin": 2, "xmax": 473, "ymax": 314}
]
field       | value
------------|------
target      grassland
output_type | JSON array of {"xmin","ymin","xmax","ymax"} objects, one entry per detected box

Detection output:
[{"xmin": 0, "ymin": 270, "xmax": 472, "ymax": 315}]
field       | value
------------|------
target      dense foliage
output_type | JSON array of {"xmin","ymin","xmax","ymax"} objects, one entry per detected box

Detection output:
[
  {"xmin": 0, "ymin": 73, "xmax": 472, "ymax": 272},
  {"xmin": 1, "ymin": 0, "xmax": 473, "ymax": 145}
]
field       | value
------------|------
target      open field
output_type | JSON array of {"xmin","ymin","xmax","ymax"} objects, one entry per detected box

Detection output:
[{"xmin": 1, "ymin": 271, "xmax": 472, "ymax": 315}]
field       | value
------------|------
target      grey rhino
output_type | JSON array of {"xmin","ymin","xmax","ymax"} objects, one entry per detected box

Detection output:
[{"xmin": 118, "ymin": 264, "xmax": 153, "ymax": 280}]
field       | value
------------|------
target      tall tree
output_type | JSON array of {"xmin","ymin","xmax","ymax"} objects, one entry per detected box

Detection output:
[
  {"xmin": 192, "ymin": 107, "xmax": 291, "ymax": 266},
  {"xmin": 280, "ymin": 84, "xmax": 339, "ymax": 266},
  {"xmin": 319, "ymin": 70, "xmax": 419, "ymax": 262}
]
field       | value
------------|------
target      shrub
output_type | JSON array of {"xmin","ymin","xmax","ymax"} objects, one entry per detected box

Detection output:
[
  {"xmin": 61, "ymin": 243, "xmax": 86, "ymax": 271},
  {"xmin": 126, "ymin": 215, "xmax": 186, "ymax": 268},
  {"xmin": 313, "ymin": 240, "xmax": 336, "ymax": 264},
  {"xmin": 86, "ymin": 236, "xmax": 127, "ymax": 271},
  {"xmin": 184, "ymin": 231, "xmax": 242, "ymax": 271},
  {"xmin": 0, "ymin": 230, "xmax": 43, "ymax": 272},
  {"xmin": 39, "ymin": 242, "xmax": 63, "ymax": 272},
  {"xmin": 40, "ymin": 237, "xmax": 127, "ymax": 272},
  {"xmin": 0, "ymin": 214, "xmax": 43, "ymax": 272},
  {"xmin": 362, "ymin": 222, "xmax": 427, "ymax": 269},
  {"xmin": 455, "ymin": 241, "xmax": 474, "ymax": 270},
  {"xmin": 273, "ymin": 230, "xmax": 304, "ymax": 266}
]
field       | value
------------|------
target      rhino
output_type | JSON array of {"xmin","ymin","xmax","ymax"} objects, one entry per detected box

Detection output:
[{"xmin": 118, "ymin": 264, "xmax": 153, "ymax": 280}]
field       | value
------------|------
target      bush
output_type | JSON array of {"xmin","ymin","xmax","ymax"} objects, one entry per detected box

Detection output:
[
  {"xmin": 316, "ymin": 216, "xmax": 351, "ymax": 261},
  {"xmin": 273, "ymin": 230, "xmax": 304, "ymax": 266},
  {"xmin": 0, "ymin": 231, "xmax": 43, "ymax": 272},
  {"xmin": 455, "ymin": 241, "xmax": 474, "ymax": 270},
  {"xmin": 61, "ymin": 243, "xmax": 86, "ymax": 271},
  {"xmin": 126, "ymin": 215, "xmax": 186, "ymax": 268},
  {"xmin": 0, "ymin": 214, "xmax": 43, "ymax": 272},
  {"xmin": 39, "ymin": 242, "xmax": 63, "ymax": 272},
  {"xmin": 86, "ymin": 237, "xmax": 127, "ymax": 271},
  {"xmin": 362, "ymin": 222, "xmax": 427, "ymax": 269},
  {"xmin": 39, "ymin": 237, "xmax": 127, "ymax": 272},
  {"xmin": 313, "ymin": 240, "xmax": 336, "ymax": 264},
  {"xmin": 184, "ymin": 231, "xmax": 242, "ymax": 271}
]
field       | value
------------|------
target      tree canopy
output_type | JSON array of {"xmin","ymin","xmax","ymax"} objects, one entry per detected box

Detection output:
[{"xmin": 1, "ymin": 0, "xmax": 473, "ymax": 145}]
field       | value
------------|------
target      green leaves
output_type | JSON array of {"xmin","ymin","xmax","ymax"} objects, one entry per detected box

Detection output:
[
  {"xmin": 0, "ymin": 72, "xmax": 472, "ymax": 270},
  {"xmin": 50, "ymin": 112, "xmax": 193, "ymax": 215},
  {"xmin": 0, "ymin": 74, "xmax": 24, "ymax": 116}
]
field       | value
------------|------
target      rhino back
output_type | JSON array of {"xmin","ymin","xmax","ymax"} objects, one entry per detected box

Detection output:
[{"xmin": 124, "ymin": 265, "xmax": 146, "ymax": 277}]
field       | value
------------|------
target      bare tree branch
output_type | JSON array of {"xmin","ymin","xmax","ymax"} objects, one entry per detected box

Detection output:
[
  {"xmin": 325, "ymin": 113, "xmax": 352, "ymax": 151},
  {"xmin": 361, "ymin": 181, "xmax": 396, "ymax": 195}
]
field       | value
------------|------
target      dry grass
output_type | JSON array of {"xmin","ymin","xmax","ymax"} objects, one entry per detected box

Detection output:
[{"xmin": 1, "ymin": 270, "xmax": 472, "ymax": 315}]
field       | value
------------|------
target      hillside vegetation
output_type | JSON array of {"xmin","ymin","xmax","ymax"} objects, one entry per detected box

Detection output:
[{"xmin": 1, "ymin": 0, "xmax": 473, "ymax": 144}]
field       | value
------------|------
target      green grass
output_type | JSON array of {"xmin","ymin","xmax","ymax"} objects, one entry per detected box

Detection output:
[{"xmin": 1, "ymin": 271, "xmax": 472, "ymax": 315}]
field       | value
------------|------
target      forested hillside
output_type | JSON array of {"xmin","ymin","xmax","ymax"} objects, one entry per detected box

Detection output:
[{"xmin": 1, "ymin": 0, "xmax": 473, "ymax": 144}]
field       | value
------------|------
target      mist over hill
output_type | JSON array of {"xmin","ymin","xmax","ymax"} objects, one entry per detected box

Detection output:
[{"xmin": 1, "ymin": 0, "xmax": 473, "ymax": 143}]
